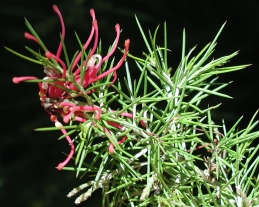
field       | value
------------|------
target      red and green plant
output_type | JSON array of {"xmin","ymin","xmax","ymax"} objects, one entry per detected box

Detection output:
[{"xmin": 8, "ymin": 4, "xmax": 259, "ymax": 206}]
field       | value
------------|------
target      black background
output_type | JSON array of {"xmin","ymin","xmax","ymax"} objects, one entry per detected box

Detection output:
[{"xmin": 1, "ymin": 0, "xmax": 259, "ymax": 206}]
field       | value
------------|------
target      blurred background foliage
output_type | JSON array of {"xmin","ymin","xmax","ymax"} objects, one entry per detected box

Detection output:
[{"xmin": 1, "ymin": 0, "xmax": 259, "ymax": 206}]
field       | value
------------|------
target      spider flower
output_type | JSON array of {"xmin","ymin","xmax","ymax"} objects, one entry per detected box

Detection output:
[
  {"xmin": 12, "ymin": 5, "xmax": 131, "ymax": 169},
  {"xmin": 13, "ymin": 5, "xmax": 130, "ymax": 119}
]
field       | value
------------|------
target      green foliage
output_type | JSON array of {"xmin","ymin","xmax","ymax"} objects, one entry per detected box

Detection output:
[
  {"xmin": 65, "ymin": 19, "xmax": 258, "ymax": 206},
  {"xmin": 9, "ymin": 11, "xmax": 259, "ymax": 206}
]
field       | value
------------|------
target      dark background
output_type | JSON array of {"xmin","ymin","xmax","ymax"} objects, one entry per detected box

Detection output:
[{"xmin": 1, "ymin": 0, "xmax": 259, "ymax": 206}]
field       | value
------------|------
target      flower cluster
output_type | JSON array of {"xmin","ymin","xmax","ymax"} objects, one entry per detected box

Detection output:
[{"xmin": 12, "ymin": 5, "xmax": 131, "ymax": 170}]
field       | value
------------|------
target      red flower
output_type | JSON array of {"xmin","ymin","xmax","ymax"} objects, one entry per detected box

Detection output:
[
  {"xmin": 12, "ymin": 5, "xmax": 132, "ymax": 170},
  {"xmin": 13, "ymin": 5, "xmax": 130, "ymax": 113}
]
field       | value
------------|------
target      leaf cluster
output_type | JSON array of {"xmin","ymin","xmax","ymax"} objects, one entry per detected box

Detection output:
[{"xmin": 65, "ymin": 19, "xmax": 259, "ymax": 207}]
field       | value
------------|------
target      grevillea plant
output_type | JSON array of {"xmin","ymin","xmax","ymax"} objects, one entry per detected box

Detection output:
[{"xmin": 8, "ymin": 4, "xmax": 259, "ymax": 206}]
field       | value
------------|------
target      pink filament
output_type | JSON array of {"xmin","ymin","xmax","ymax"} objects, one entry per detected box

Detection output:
[
  {"xmin": 92, "ymin": 39, "xmax": 130, "ymax": 83},
  {"xmin": 24, "ymin": 32, "xmax": 38, "ymax": 43},
  {"xmin": 53, "ymin": 5, "xmax": 65, "ymax": 58},
  {"xmin": 45, "ymin": 51, "xmax": 67, "ymax": 78},
  {"xmin": 102, "ymin": 24, "xmax": 120, "ymax": 63},
  {"xmin": 71, "ymin": 20, "xmax": 96, "ymax": 73},
  {"xmin": 59, "ymin": 102, "xmax": 101, "ymax": 123},
  {"xmin": 50, "ymin": 115, "xmax": 74, "ymax": 170}
]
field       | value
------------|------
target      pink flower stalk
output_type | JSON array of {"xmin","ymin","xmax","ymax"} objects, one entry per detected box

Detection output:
[
  {"xmin": 13, "ymin": 4, "xmax": 130, "ymax": 117},
  {"xmin": 12, "ymin": 4, "xmax": 133, "ymax": 169}
]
